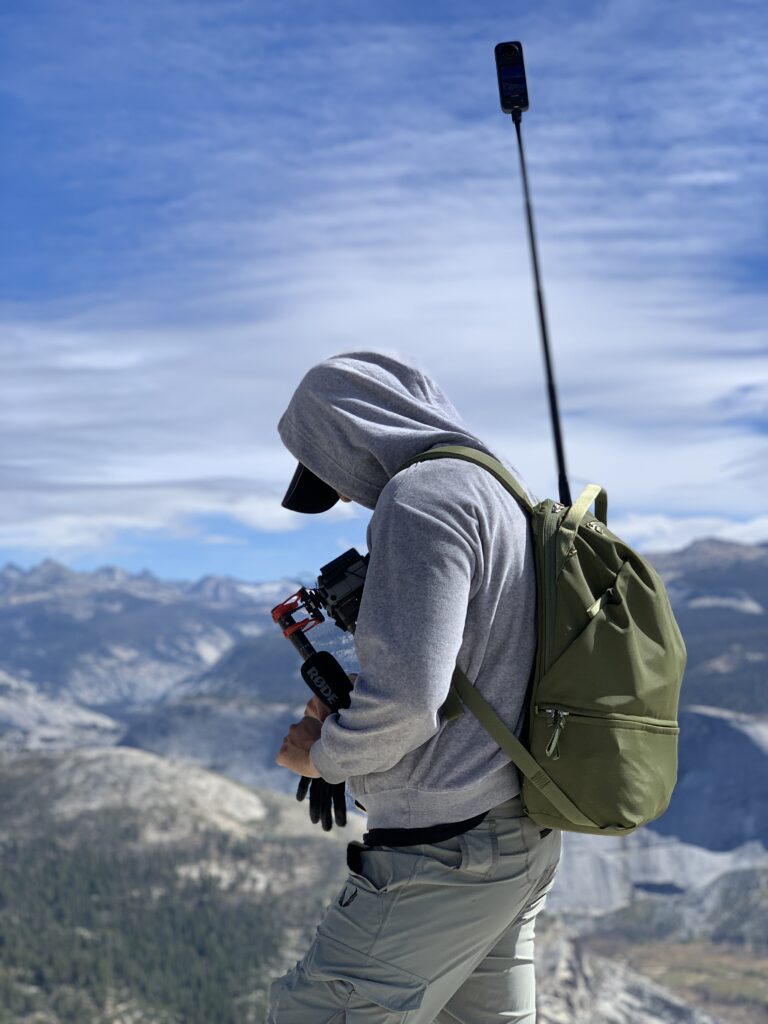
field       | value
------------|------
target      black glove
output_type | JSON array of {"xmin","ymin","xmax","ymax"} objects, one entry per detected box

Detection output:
[{"xmin": 296, "ymin": 775, "xmax": 347, "ymax": 831}]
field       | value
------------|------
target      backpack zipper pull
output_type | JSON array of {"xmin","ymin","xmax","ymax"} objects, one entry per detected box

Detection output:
[{"xmin": 545, "ymin": 710, "xmax": 569, "ymax": 760}]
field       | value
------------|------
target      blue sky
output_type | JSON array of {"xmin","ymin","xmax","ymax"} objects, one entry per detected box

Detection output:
[{"xmin": 1, "ymin": 0, "xmax": 767, "ymax": 584}]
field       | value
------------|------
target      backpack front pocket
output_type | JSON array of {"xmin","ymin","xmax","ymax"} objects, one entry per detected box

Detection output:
[{"xmin": 528, "ymin": 705, "xmax": 679, "ymax": 829}]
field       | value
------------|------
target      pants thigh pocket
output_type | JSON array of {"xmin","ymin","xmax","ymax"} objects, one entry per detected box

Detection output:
[
  {"xmin": 304, "ymin": 933, "xmax": 428, "ymax": 1016},
  {"xmin": 321, "ymin": 869, "xmax": 386, "ymax": 953}
]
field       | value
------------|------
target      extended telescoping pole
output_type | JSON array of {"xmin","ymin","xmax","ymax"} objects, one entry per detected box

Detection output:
[
  {"xmin": 495, "ymin": 41, "xmax": 572, "ymax": 508},
  {"xmin": 510, "ymin": 110, "xmax": 572, "ymax": 508}
]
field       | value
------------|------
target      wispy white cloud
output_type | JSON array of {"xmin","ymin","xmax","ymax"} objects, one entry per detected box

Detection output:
[
  {"xmin": 1, "ymin": 0, "xmax": 766, "ymax": 566},
  {"xmin": 614, "ymin": 513, "xmax": 768, "ymax": 554}
]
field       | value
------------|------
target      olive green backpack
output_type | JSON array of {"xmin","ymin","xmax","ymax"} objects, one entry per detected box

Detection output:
[{"xmin": 402, "ymin": 445, "xmax": 687, "ymax": 836}]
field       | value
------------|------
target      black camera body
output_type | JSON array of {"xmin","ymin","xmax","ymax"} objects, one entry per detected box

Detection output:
[{"xmin": 312, "ymin": 548, "xmax": 369, "ymax": 633}]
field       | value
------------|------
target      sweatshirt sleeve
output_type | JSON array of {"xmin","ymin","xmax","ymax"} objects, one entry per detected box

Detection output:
[{"xmin": 309, "ymin": 475, "xmax": 479, "ymax": 784}]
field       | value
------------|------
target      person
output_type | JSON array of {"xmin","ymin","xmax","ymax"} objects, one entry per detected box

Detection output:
[{"xmin": 267, "ymin": 351, "xmax": 562, "ymax": 1024}]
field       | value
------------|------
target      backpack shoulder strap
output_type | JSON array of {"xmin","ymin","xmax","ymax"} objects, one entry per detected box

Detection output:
[
  {"xmin": 401, "ymin": 445, "xmax": 599, "ymax": 829},
  {"xmin": 452, "ymin": 666, "xmax": 599, "ymax": 829},
  {"xmin": 398, "ymin": 445, "xmax": 535, "ymax": 514}
]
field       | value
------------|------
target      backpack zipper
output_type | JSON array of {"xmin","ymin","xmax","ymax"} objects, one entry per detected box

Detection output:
[
  {"xmin": 536, "ymin": 703, "xmax": 678, "ymax": 725},
  {"xmin": 541, "ymin": 708, "xmax": 568, "ymax": 759},
  {"xmin": 536, "ymin": 704, "xmax": 678, "ymax": 759},
  {"xmin": 540, "ymin": 501, "xmax": 565, "ymax": 673}
]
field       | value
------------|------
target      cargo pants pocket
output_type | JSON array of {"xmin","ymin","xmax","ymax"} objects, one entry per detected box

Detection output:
[
  {"xmin": 303, "ymin": 932, "xmax": 428, "ymax": 1017},
  {"xmin": 286, "ymin": 841, "xmax": 430, "ymax": 1018}
]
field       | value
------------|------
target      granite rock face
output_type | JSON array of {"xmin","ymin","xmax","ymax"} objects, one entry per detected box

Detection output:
[
  {"xmin": 537, "ymin": 926, "xmax": 727, "ymax": 1024},
  {"xmin": 0, "ymin": 747, "xmax": 741, "ymax": 1024}
]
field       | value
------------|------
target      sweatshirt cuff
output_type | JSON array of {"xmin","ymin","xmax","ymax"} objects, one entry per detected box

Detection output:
[{"xmin": 309, "ymin": 739, "xmax": 347, "ymax": 785}]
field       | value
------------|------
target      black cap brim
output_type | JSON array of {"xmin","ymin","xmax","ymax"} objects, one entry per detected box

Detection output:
[{"xmin": 281, "ymin": 462, "xmax": 340, "ymax": 514}]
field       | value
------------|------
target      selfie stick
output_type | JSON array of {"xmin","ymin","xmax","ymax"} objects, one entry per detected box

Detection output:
[{"xmin": 496, "ymin": 42, "xmax": 572, "ymax": 507}]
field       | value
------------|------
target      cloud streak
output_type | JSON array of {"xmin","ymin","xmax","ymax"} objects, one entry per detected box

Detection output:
[{"xmin": 1, "ymin": 0, "xmax": 766, "ymax": 569}]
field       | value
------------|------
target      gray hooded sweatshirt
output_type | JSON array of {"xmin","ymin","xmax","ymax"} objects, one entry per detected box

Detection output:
[{"xmin": 277, "ymin": 352, "xmax": 536, "ymax": 830}]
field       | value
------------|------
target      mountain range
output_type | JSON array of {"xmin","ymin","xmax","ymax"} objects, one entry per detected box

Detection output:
[
  {"xmin": 1, "ymin": 746, "xmax": 755, "ymax": 1024},
  {"xmin": 2, "ymin": 537, "xmax": 765, "ymax": 714},
  {"xmin": 0, "ymin": 539, "xmax": 765, "ymax": 1021}
]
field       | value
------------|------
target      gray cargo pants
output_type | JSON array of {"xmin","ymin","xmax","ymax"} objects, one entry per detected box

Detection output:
[{"xmin": 267, "ymin": 794, "xmax": 562, "ymax": 1023}]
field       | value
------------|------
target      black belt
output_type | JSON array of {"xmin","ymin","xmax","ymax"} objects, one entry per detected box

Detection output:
[{"xmin": 362, "ymin": 809, "xmax": 489, "ymax": 848}]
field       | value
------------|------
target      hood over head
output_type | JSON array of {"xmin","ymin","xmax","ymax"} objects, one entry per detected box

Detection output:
[{"xmin": 278, "ymin": 351, "xmax": 491, "ymax": 510}]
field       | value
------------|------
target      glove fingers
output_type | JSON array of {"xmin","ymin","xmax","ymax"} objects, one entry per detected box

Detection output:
[
  {"xmin": 332, "ymin": 783, "xmax": 347, "ymax": 827},
  {"xmin": 304, "ymin": 778, "xmax": 337, "ymax": 832},
  {"xmin": 320, "ymin": 786, "xmax": 333, "ymax": 831},
  {"xmin": 296, "ymin": 776, "xmax": 311, "ymax": 803},
  {"xmin": 309, "ymin": 778, "xmax": 322, "ymax": 824}
]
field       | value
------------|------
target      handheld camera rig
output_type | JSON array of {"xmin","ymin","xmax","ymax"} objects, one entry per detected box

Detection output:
[{"xmin": 271, "ymin": 548, "xmax": 368, "ymax": 829}]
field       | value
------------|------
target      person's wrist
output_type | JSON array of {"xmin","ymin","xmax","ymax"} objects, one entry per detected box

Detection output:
[{"xmin": 307, "ymin": 742, "xmax": 322, "ymax": 778}]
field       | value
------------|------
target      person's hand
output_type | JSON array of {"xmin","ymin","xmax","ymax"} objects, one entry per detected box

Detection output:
[
  {"xmin": 304, "ymin": 673, "xmax": 358, "ymax": 723},
  {"xmin": 275, "ymin": 716, "xmax": 322, "ymax": 777},
  {"xmin": 285, "ymin": 672, "xmax": 358, "ymax": 831},
  {"xmin": 304, "ymin": 695, "xmax": 334, "ymax": 723}
]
